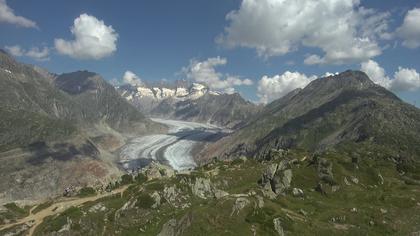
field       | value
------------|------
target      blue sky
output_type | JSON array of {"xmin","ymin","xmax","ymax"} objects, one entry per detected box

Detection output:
[{"xmin": 1, "ymin": 0, "xmax": 419, "ymax": 105}]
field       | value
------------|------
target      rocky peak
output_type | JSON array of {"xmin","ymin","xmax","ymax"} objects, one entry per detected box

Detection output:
[{"xmin": 55, "ymin": 71, "xmax": 104, "ymax": 95}]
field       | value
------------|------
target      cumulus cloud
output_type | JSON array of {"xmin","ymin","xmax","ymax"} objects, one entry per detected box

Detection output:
[
  {"xmin": 183, "ymin": 57, "xmax": 253, "ymax": 92},
  {"xmin": 54, "ymin": 14, "xmax": 118, "ymax": 60},
  {"xmin": 360, "ymin": 60, "xmax": 391, "ymax": 89},
  {"xmin": 360, "ymin": 60, "xmax": 420, "ymax": 92},
  {"xmin": 5, "ymin": 45, "xmax": 24, "ymax": 56},
  {"xmin": 392, "ymin": 67, "xmax": 420, "ymax": 92},
  {"xmin": 0, "ymin": 0, "xmax": 37, "ymax": 28},
  {"xmin": 257, "ymin": 71, "xmax": 317, "ymax": 104},
  {"xmin": 217, "ymin": 0, "xmax": 390, "ymax": 64},
  {"xmin": 5, "ymin": 45, "xmax": 49, "ymax": 61},
  {"xmin": 397, "ymin": 8, "xmax": 420, "ymax": 48},
  {"xmin": 123, "ymin": 71, "xmax": 142, "ymax": 86}
]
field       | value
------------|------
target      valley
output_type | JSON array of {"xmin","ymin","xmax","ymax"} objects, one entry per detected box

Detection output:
[{"xmin": 119, "ymin": 118, "xmax": 228, "ymax": 171}]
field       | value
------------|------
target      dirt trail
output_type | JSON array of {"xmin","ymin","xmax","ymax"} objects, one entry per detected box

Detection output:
[{"xmin": 0, "ymin": 185, "xmax": 129, "ymax": 236}]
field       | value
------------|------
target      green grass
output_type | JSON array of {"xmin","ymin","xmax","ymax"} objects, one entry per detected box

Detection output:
[{"xmin": 32, "ymin": 201, "xmax": 53, "ymax": 214}]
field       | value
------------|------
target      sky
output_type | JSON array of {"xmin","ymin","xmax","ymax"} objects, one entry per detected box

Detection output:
[{"xmin": 1, "ymin": 0, "xmax": 419, "ymax": 105}]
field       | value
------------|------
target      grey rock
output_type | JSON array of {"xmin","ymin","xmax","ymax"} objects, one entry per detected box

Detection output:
[
  {"xmin": 151, "ymin": 191, "xmax": 161, "ymax": 209},
  {"xmin": 273, "ymin": 218, "xmax": 285, "ymax": 236},
  {"xmin": 350, "ymin": 176, "xmax": 359, "ymax": 184},
  {"xmin": 191, "ymin": 178, "xmax": 213, "ymax": 199},
  {"xmin": 231, "ymin": 197, "xmax": 250, "ymax": 216},
  {"xmin": 292, "ymin": 188, "xmax": 304, "ymax": 198},
  {"xmin": 259, "ymin": 160, "xmax": 293, "ymax": 197}
]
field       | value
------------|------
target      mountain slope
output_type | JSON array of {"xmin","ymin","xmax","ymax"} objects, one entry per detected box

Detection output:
[
  {"xmin": 0, "ymin": 50, "xmax": 165, "ymax": 203},
  {"xmin": 152, "ymin": 93, "xmax": 260, "ymax": 128},
  {"xmin": 55, "ymin": 71, "xmax": 163, "ymax": 134},
  {"xmin": 202, "ymin": 70, "xmax": 420, "ymax": 160}
]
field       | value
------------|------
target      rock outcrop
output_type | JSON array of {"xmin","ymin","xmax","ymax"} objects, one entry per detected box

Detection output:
[{"xmin": 260, "ymin": 160, "xmax": 293, "ymax": 198}]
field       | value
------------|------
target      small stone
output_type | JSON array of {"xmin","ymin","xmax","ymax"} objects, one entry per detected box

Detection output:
[
  {"xmin": 292, "ymin": 188, "xmax": 304, "ymax": 198},
  {"xmin": 350, "ymin": 207, "xmax": 357, "ymax": 213},
  {"xmin": 299, "ymin": 209, "xmax": 308, "ymax": 216},
  {"xmin": 344, "ymin": 177, "xmax": 351, "ymax": 186},
  {"xmin": 350, "ymin": 176, "xmax": 359, "ymax": 184},
  {"xmin": 380, "ymin": 208, "xmax": 387, "ymax": 214},
  {"xmin": 331, "ymin": 185, "xmax": 340, "ymax": 192},
  {"xmin": 369, "ymin": 220, "xmax": 375, "ymax": 226}
]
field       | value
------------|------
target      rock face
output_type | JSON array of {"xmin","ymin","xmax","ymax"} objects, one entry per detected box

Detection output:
[
  {"xmin": 204, "ymin": 70, "xmax": 420, "ymax": 161},
  {"xmin": 118, "ymin": 82, "xmax": 260, "ymax": 129},
  {"xmin": 260, "ymin": 160, "xmax": 293, "ymax": 198}
]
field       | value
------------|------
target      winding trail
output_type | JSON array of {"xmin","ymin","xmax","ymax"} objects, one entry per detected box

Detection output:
[
  {"xmin": 0, "ymin": 185, "xmax": 129, "ymax": 236},
  {"xmin": 119, "ymin": 118, "xmax": 226, "ymax": 171}
]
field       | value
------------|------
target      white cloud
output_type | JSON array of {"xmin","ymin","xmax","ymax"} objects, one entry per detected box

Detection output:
[
  {"xmin": 397, "ymin": 8, "xmax": 420, "ymax": 48},
  {"xmin": 5, "ymin": 45, "xmax": 24, "ymax": 56},
  {"xmin": 360, "ymin": 60, "xmax": 391, "ymax": 88},
  {"xmin": 0, "ymin": 0, "xmax": 37, "ymax": 28},
  {"xmin": 54, "ymin": 14, "xmax": 118, "ymax": 60},
  {"xmin": 360, "ymin": 60, "xmax": 420, "ymax": 92},
  {"xmin": 25, "ymin": 47, "xmax": 49, "ymax": 61},
  {"xmin": 123, "ymin": 71, "xmax": 142, "ymax": 86},
  {"xmin": 183, "ymin": 57, "xmax": 253, "ymax": 92},
  {"xmin": 217, "ymin": 0, "xmax": 390, "ymax": 64},
  {"xmin": 257, "ymin": 71, "xmax": 316, "ymax": 104},
  {"xmin": 393, "ymin": 67, "xmax": 420, "ymax": 92},
  {"xmin": 5, "ymin": 45, "xmax": 49, "ymax": 61}
]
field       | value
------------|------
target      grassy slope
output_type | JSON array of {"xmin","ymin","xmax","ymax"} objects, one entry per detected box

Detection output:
[{"xmin": 2, "ymin": 148, "xmax": 418, "ymax": 236}]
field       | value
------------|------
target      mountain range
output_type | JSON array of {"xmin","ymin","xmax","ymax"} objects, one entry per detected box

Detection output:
[
  {"xmin": 2, "ymin": 50, "xmax": 420, "ymax": 235},
  {"xmin": 118, "ymin": 82, "xmax": 261, "ymax": 128}
]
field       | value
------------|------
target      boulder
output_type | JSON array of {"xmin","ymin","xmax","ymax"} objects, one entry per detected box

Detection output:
[
  {"xmin": 191, "ymin": 178, "xmax": 213, "ymax": 199},
  {"xmin": 292, "ymin": 188, "xmax": 304, "ymax": 198},
  {"xmin": 272, "ymin": 169, "xmax": 293, "ymax": 195},
  {"xmin": 151, "ymin": 191, "xmax": 161, "ymax": 209},
  {"xmin": 143, "ymin": 162, "xmax": 175, "ymax": 180},
  {"xmin": 259, "ymin": 160, "xmax": 293, "ymax": 197},
  {"xmin": 231, "ymin": 197, "xmax": 250, "ymax": 216}
]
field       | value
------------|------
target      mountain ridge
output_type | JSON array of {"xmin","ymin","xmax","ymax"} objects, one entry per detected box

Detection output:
[{"xmin": 201, "ymin": 70, "xmax": 420, "ymax": 162}]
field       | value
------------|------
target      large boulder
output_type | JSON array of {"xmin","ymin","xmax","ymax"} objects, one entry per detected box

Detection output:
[
  {"xmin": 260, "ymin": 160, "xmax": 293, "ymax": 198},
  {"xmin": 190, "ymin": 177, "xmax": 229, "ymax": 200},
  {"xmin": 143, "ymin": 162, "xmax": 175, "ymax": 180}
]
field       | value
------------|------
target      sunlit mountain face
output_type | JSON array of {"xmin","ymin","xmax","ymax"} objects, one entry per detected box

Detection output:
[{"xmin": 1, "ymin": 1, "xmax": 420, "ymax": 235}]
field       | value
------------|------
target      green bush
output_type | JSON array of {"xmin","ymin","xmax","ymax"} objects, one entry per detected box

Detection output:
[
  {"xmin": 135, "ymin": 173, "xmax": 147, "ymax": 184},
  {"xmin": 78, "ymin": 187, "xmax": 96, "ymax": 197},
  {"xmin": 135, "ymin": 193, "xmax": 155, "ymax": 209},
  {"xmin": 120, "ymin": 174, "xmax": 133, "ymax": 185}
]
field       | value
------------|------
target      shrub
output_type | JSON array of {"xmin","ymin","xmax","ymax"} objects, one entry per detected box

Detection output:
[
  {"xmin": 120, "ymin": 174, "xmax": 133, "ymax": 185},
  {"xmin": 135, "ymin": 193, "xmax": 155, "ymax": 209},
  {"xmin": 135, "ymin": 173, "xmax": 147, "ymax": 184},
  {"xmin": 78, "ymin": 187, "xmax": 96, "ymax": 197}
]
